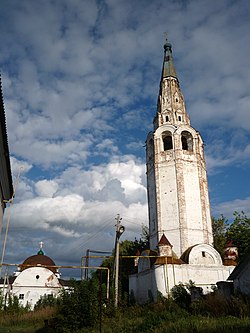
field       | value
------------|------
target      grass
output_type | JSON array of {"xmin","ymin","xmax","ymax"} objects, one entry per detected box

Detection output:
[
  {"xmin": 0, "ymin": 307, "xmax": 55, "ymax": 333},
  {"xmin": 0, "ymin": 301, "xmax": 249, "ymax": 333}
]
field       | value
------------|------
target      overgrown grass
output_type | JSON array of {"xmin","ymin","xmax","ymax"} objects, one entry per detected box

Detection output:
[
  {"xmin": 0, "ymin": 283, "xmax": 250, "ymax": 333},
  {"xmin": 0, "ymin": 303, "xmax": 250, "ymax": 333},
  {"xmin": 0, "ymin": 306, "xmax": 56, "ymax": 333},
  {"xmin": 80, "ymin": 303, "xmax": 250, "ymax": 333},
  {"xmin": 79, "ymin": 303, "xmax": 250, "ymax": 333}
]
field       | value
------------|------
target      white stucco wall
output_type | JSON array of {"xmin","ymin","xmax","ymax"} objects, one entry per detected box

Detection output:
[
  {"xmin": 147, "ymin": 124, "xmax": 213, "ymax": 257},
  {"xmin": 129, "ymin": 263, "xmax": 235, "ymax": 304},
  {"xmin": 11, "ymin": 267, "xmax": 62, "ymax": 309}
]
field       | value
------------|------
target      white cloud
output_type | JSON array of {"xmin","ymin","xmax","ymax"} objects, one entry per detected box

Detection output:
[
  {"xmin": 35, "ymin": 180, "xmax": 59, "ymax": 198},
  {"xmin": 2, "ymin": 155, "xmax": 147, "ymax": 266},
  {"xmin": 213, "ymin": 197, "xmax": 250, "ymax": 218},
  {"xmin": 13, "ymin": 138, "xmax": 92, "ymax": 168},
  {"xmin": 10, "ymin": 156, "xmax": 32, "ymax": 176}
]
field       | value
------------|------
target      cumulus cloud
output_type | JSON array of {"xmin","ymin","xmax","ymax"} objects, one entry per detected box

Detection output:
[
  {"xmin": 35, "ymin": 180, "xmax": 59, "ymax": 198},
  {"xmin": 2, "ymin": 155, "xmax": 148, "ymax": 268},
  {"xmin": 212, "ymin": 197, "xmax": 250, "ymax": 219},
  {"xmin": 10, "ymin": 156, "xmax": 32, "ymax": 176}
]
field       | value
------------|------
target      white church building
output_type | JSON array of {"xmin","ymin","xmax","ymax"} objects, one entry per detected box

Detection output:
[
  {"xmin": 129, "ymin": 40, "xmax": 236, "ymax": 304},
  {"xmin": 0, "ymin": 243, "xmax": 69, "ymax": 309}
]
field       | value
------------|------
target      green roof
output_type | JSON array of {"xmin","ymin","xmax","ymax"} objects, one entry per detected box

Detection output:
[{"xmin": 162, "ymin": 41, "xmax": 177, "ymax": 79}]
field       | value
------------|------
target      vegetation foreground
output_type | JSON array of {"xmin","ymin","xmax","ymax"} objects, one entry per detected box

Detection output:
[
  {"xmin": 0, "ymin": 303, "xmax": 250, "ymax": 333},
  {"xmin": 0, "ymin": 281, "xmax": 249, "ymax": 333}
]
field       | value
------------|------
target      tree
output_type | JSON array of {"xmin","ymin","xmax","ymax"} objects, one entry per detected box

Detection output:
[
  {"xmin": 94, "ymin": 225, "xmax": 150, "ymax": 303},
  {"xmin": 119, "ymin": 236, "xmax": 149, "ymax": 298},
  {"xmin": 226, "ymin": 211, "xmax": 250, "ymax": 261},
  {"xmin": 212, "ymin": 211, "xmax": 250, "ymax": 262},
  {"xmin": 212, "ymin": 215, "xmax": 228, "ymax": 257},
  {"xmin": 53, "ymin": 279, "xmax": 100, "ymax": 332}
]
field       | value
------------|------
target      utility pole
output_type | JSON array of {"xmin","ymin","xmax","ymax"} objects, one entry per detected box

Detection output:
[
  {"xmin": 113, "ymin": 214, "xmax": 125, "ymax": 307},
  {"xmin": 84, "ymin": 249, "xmax": 90, "ymax": 280}
]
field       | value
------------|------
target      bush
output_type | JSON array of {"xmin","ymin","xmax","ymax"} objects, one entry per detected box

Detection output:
[
  {"xmin": 190, "ymin": 290, "xmax": 250, "ymax": 318},
  {"xmin": 34, "ymin": 294, "xmax": 59, "ymax": 310},
  {"xmin": 171, "ymin": 283, "xmax": 191, "ymax": 310},
  {"xmin": 3, "ymin": 294, "xmax": 30, "ymax": 315},
  {"xmin": 227, "ymin": 294, "xmax": 250, "ymax": 318},
  {"xmin": 52, "ymin": 278, "xmax": 102, "ymax": 332}
]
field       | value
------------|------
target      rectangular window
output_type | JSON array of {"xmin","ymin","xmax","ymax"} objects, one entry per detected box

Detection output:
[
  {"xmin": 202, "ymin": 251, "xmax": 206, "ymax": 258},
  {"xmin": 19, "ymin": 294, "xmax": 24, "ymax": 300}
]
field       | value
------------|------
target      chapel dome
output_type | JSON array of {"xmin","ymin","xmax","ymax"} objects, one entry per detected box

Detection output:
[{"xmin": 20, "ymin": 253, "xmax": 57, "ymax": 273}]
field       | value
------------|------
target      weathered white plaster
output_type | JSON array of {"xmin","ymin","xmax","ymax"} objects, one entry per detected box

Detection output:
[
  {"xmin": 130, "ymin": 263, "xmax": 235, "ymax": 304},
  {"xmin": 187, "ymin": 244, "xmax": 222, "ymax": 266},
  {"xmin": 130, "ymin": 42, "xmax": 236, "ymax": 304},
  {"xmin": 147, "ymin": 117, "xmax": 213, "ymax": 256},
  {"xmin": 0, "ymin": 267, "xmax": 64, "ymax": 309}
]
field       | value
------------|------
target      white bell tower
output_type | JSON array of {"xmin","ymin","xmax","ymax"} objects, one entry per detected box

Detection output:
[{"xmin": 146, "ymin": 40, "xmax": 213, "ymax": 257}]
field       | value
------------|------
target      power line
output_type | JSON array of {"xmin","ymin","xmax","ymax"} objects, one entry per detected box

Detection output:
[{"xmin": 69, "ymin": 216, "xmax": 116, "ymax": 252}]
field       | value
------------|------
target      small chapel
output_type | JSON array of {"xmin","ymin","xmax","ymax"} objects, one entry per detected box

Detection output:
[
  {"xmin": 129, "ymin": 40, "xmax": 236, "ymax": 303},
  {"xmin": 0, "ymin": 243, "xmax": 70, "ymax": 309}
]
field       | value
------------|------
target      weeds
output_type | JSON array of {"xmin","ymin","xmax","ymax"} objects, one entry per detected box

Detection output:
[{"xmin": 0, "ymin": 284, "xmax": 249, "ymax": 333}]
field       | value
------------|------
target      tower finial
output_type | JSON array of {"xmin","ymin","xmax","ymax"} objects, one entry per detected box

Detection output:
[
  {"xmin": 164, "ymin": 32, "xmax": 172, "ymax": 53},
  {"xmin": 164, "ymin": 31, "xmax": 168, "ymax": 43},
  {"xmin": 162, "ymin": 35, "xmax": 176, "ymax": 78},
  {"xmin": 37, "ymin": 241, "xmax": 44, "ymax": 255}
]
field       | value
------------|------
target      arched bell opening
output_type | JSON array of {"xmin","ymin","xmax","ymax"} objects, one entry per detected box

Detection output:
[
  {"xmin": 181, "ymin": 131, "xmax": 193, "ymax": 151},
  {"xmin": 162, "ymin": 131, "xmax": 173, "ymax": 151}
]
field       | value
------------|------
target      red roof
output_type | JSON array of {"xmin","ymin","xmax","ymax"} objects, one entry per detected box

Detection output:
[
  {"xmin": 158, "ymin": 234, "xmax": 172, "ymax": 247},
  {"xmin": 20, "ymin": 254, "xmax": 57, "ymax": 273}
]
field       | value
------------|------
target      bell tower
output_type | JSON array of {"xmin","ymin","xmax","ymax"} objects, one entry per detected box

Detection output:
[{"xmin": 146, "ymin": 40, "xmax": 213, "ymax": 257}]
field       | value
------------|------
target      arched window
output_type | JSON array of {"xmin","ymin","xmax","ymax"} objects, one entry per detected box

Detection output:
[
  {"xmin": 174, "ymin": 92, "xmax": 179, "ymax": 103},
  {"xmin": 162, "ymin": 131, "xmax": 173, "ymax": 151},
  {"xmin": 181, "ymin": 131, "xmax": 193, "ymax": 151},
  {"xmin": 166, "ymin": 115, "xmax": 169, "ymax": 122}
]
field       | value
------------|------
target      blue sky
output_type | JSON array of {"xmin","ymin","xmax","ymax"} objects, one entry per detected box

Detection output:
[{"xmin": 0, "ymin": 0, "xmax": 249, "ymax": 276}]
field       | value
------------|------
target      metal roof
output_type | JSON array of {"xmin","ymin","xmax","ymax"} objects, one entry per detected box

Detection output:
[
  {"xmin": 0, "ymin": 75, "xmax": 13, "ymax": 202},
  {"xmin": 161, "ymin": 40, "xmax": 178, "ymax": 79}
]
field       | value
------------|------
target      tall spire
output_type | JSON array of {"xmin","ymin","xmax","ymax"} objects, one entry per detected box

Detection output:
[
  {"xmin": 162, "ymin": 38, "xmax": 177, "ymax": 79},
  {"xmin": 147, "ymin": 39, "xmax": 213, "ymax": 256},
  {"xmin": 153, "ymin": 38, "xmax": 190, "ymax": 130}
]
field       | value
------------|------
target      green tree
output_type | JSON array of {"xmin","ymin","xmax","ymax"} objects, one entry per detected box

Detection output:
[
  {"xmin": 212, "ymin": 211, "xmax": 250, "ymax": 262},
  {"xmin": 226, "ymin": 211, "xmax": 250, "ymax": 261},
  {"xmin": 94, "ymin": 225, "xmax": 149, "ymax": 303},
  {"xmin": 53, "ymin": 279, "xmax": 100, "ymax": 332},
  {"xmin": 212, "ymin": 215, "xmax": 228, "ymax": 257},
  {"xmin": 119, "ymin": 236, "xmax": 149, "ymax": 298},
  {"xmin": 34, "ymin": 293, "xmax": 59, "ymax": 310}
]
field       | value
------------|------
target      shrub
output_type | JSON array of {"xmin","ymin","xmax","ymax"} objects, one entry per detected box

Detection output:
[
  {"xmin": 4, "ymin": 294, "xmax": 30, "ymax": 314},
  {"xmin": 34, "ymin": 294, "xmax": 59, "ymax": 310},
  {"xmin": 190, "ymin": 290, "xmax": 250, "ymax": 318},
  {"xmin": 171, "ymin": 283, "xmax": 191, "ymax": 310},
  {"xmin": 52, "ymin": 278, "xmax": 102, "ymax": 332}
]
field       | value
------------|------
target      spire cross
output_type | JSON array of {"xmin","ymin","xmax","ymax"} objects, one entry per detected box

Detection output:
[
  {"xmin": 164, "ymin": 31, "xmax": 168, "ymax": 43},
  {"xmin": 39, "ymin": 241, "xmax": 44, "ymax": 250}
]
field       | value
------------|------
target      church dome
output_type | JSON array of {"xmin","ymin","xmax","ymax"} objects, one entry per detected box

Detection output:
[{"xmin": 20, "ymin": 253, "xmax": 57, "ymax": 273}]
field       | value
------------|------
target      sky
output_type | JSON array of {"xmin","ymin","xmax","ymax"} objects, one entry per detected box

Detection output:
[{"xmin": 0, "ymin": 0, "xmax": 249, "ymax": 278}]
